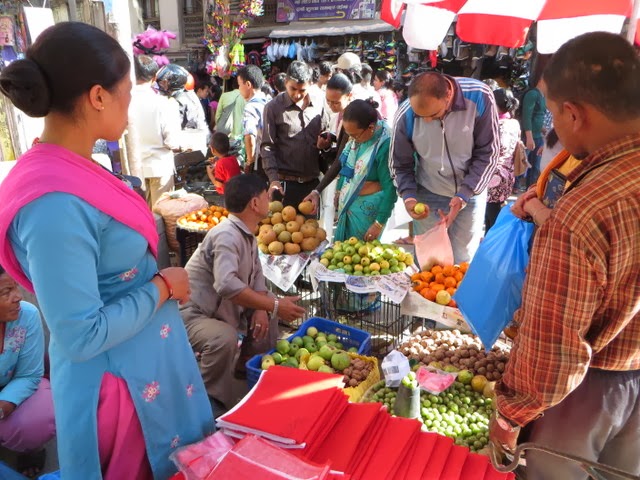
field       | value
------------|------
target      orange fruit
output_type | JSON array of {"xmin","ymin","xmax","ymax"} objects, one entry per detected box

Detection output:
[
  {"xmin": 420, "ymin": 271, "xmax": 434, "ymax": 283},
  {"xmin": 213, "ymin": 211, "xmax": 222, "ymax": 218},
  {"xmin": 446, "ymin": 287, "xmax": 457, "ymax": 296},
  {"xmin": 447, "ymin": 299, "xmax": 457, "ymax": 308},
  {"xmin": 430, "ymin": 283, "xmax": 445, "ymax": 292},
  {"xmin": 431, "ymin": 265, "xmax": 443, "ymax": 275},
  {"xmin": 442, "ymin": 265, "xmax": 455, "ymax": 277},
  {"xmin": 454, "ymin": 271, "xmax": 464, "ymax": 283},
  {"xmin": 421, "ymin": 288, "xmax": 437, "ymax": 302},
  {"xmin": 411, "ymin": 272, "xmax": 422, "ymax": 283},
  {"xmin": 459, "ymin": 261, "xmax": 470, "ymax": 273},
  {"xmin": 434, "ymin": 272, "xmax": 446, "ymax": 284},
  {"xmin": 413, "ymin": 280, "xmax": 428, "ymax": 292},
  {"xmin": 444, "ymin": 277, "xmax": 457, "ymax": 289}
]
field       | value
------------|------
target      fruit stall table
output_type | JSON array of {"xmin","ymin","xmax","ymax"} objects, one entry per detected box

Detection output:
[{"xmin": 307, "ymin": 239, "xmax": 418, "ymax": 354}]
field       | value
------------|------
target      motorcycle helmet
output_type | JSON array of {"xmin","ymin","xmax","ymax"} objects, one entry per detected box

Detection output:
[{"xmin": 156, "ymin": 64, "xmax": 189, "ymax": 96}]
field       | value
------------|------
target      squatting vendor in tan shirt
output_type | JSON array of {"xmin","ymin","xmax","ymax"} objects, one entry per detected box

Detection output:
[{"xmin": 180, "ymin": 174, "xmax": 305, "ymax": 410}]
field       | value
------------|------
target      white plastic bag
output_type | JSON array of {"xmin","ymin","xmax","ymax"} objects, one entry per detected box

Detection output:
[{"xmin": 381, "ymin": 350, "xmax": 410, "ymax": 388}]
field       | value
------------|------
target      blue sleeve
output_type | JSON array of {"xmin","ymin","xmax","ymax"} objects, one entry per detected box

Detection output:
[
  {"xmin": 459, "ymin": 86, "xmax": 501, "ymax": 201},
  {"xmin": 389, "ymin": 100, "xmax": 418, "ymax": 200},
  {"xmin": 0, "ymin": 304, "xmax": 44, "ymax": 406},
  {"xmin": 12, "ymin": 193, "xmax": 160, "ymax": 362}
]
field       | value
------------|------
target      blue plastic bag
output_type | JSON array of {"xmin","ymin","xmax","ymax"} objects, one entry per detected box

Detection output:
[
  {"xmin": 0, "ymin": 461, "xmax": 29, "ymax": 480},
  {"xmin": 454, "ymin": 206, "xmax": 534, "ymax": 349}
]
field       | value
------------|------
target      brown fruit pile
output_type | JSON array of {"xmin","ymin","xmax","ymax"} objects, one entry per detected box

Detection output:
[
  {"xmin": 257, "ymin": 201, "xmax": 326, "ymax": 255},
  {"xmin": 399, "ymin": 328, "xmax": 510, "ymax": 382},
  {"xmin": 342, "ymin": 357, "xmax": 374, "ymax": 388}
]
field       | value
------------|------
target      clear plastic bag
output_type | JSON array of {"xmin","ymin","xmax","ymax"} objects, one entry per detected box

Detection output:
[
  {"xmin": 414, "ymin": 221, "xmax": 454, "ymax": 271},
  {"xmin": 170, "ymin": 431, "xmax": 236, "ymax": 480},
  {"xmin": 380, "ymin": 350, "xmax": 410, "ymax": 388}
]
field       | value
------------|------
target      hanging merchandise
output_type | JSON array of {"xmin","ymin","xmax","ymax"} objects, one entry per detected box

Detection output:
[
  {"xmin": 132, "ymin": 26, "xmax": 177, "ymax": 66},
  {"xmin": 0, "ymin": 15, "xmax": 17, "ymax": 64},
  {"xmin": 205, "ymin": 0, "xmax": 263, "ymax": 78}
]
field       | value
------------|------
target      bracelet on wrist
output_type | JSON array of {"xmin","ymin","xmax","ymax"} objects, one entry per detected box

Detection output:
[
  {"xmin": 154, "ymin": 271, "xmax": 174, "ymax": 299},
  {"xmin": 271, "ymin": 297, "xmax": 280, "ymax": 321},
  {"xmin": 374, "ymin": 220, "xmax": 384, "ymax": 229},
  {"xmin": 311, "ymin": 189, "xmax": 321, "ymax": 197}
]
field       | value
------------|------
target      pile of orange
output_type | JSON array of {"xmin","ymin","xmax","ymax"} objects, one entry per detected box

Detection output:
[
  {"xmin": 177, "ymin": 205, "xmax": 229, "ymax": 231},
  {"xmin": 410, "ymin": 262, "xmax": 469, "ymax": 307}
]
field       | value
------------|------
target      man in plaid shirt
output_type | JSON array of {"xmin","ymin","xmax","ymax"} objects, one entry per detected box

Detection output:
[{"xmin": 490, "ymin": 32, "xmax": 640, "ymax": 478}]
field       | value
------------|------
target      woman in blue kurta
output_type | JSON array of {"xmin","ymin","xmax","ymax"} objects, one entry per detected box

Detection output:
[
  {"xmin": 303, "ymin": 98, "xmax": 397, "ymax": 242},
  {"xmin": 0, "ymin": 23, "xmax": 213, "ymax": 479},
  {"xmin": 0, "ymin": 266, "xmax": 55, "ymax": 476}
]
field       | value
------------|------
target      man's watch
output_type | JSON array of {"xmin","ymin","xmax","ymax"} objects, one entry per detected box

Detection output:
[
  {"xmin": 495, "ymin": 411, "xmax": 519, "ymax": 432},
  {"xmin": 0, "ymin": 407, "xmax": 5, "ymax": 420}
]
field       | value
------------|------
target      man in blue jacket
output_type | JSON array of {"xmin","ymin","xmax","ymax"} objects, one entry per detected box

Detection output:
[{"xmin": 390, "ymin": 72, "xmax": 499, "ymax": 263}]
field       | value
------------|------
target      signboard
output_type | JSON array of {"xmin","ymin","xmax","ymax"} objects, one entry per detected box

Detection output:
[{"xmin": 276, "ymin": 0, "xmax": 376, "ymax": 22}]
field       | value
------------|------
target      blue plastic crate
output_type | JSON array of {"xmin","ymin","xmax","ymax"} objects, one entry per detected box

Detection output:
[{"xmin": 246, "ymin": 317, "xmax": 372, "ymax": 389}]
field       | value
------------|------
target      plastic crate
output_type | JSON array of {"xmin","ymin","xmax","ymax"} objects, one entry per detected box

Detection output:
[{"xmin": 246, "ymin": 317, "xmax": 372, "ymax": 389}]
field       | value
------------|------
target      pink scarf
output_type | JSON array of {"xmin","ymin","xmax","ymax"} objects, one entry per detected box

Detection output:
[{"xmin": 0, "ymin": 143, "xmax": 158, "ymax": 293}]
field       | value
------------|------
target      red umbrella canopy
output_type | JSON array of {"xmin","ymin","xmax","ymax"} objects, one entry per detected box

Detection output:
[{"xmin": 383, "ymin": 0, "xmax": 636, "ymax": 53}]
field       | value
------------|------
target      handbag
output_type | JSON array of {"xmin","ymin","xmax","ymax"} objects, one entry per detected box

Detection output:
[{"xmin": 512, "ymin": 140, "xmax": 530, "ymax": 177}]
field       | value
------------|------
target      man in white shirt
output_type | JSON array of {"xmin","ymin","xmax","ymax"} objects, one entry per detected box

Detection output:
[{"xmin": 128, "ymin": 55, "xmax": 182, "ymax": 206}]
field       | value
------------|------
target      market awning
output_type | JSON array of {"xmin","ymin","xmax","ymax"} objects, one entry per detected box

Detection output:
[
  {"xmin": 382, "ymin": 0, "xmax": 640, "ymax": 53},
  {"xmin": 269, "ymin": 19, "xmax": 394, "ymax": 38}
]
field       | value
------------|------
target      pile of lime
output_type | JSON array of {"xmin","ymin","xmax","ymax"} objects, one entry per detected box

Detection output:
[{"xmin": 363, "ymin": 378, "xmax": 494, "ymax": 452}]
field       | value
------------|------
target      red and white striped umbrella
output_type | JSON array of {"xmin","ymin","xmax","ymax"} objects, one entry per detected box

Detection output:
[{"xmin": 382, "ymin": 0, "xmax": 638, "ymax": 53}]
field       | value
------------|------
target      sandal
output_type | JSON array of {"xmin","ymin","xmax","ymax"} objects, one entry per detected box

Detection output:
[
  {"xmin": 394, "ymin": 236, "xmax": 414, "ymax": 245},
  {"xmin": 17, "ymin": 449, "xmax": 46, "ymax": 479}
]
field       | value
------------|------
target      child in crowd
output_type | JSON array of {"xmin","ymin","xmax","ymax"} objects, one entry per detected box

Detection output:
[{"xmin": 206, "ymin": 132, "xmax": 242, "ymax": 205}]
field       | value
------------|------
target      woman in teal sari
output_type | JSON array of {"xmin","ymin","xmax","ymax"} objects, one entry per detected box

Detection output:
[{"xmin": 304, "ymin": 99, "xmax": 397, "ymax": 241}]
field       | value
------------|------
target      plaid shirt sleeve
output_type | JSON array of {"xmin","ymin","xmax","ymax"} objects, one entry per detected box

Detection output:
[{"xmin": 495, "ymin": 217, "xmax": 605, "ymax": 426}]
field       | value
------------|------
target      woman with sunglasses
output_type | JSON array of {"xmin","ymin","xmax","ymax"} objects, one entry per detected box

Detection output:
[{"xmin": 305, "ymin": 98, "xmax": 397, "ymax": 242}]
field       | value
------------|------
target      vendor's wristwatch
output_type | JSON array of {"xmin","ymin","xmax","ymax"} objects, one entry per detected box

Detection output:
[
  {"xmin": 495, "ymin": 411, "xmax": 519, "ymax": 432},
  {"xmin": 0, "ymin": 407, "xmax": 4, "ymax": 420}
]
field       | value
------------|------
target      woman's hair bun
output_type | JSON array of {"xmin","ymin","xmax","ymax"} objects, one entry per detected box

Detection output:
[
  {"xmin": 365, "ymin": 97, "xmax": 379, "ymax": 110},
  {"xmin": 0, "ymin": 59, "xmax": 51, "ymax": 117}
]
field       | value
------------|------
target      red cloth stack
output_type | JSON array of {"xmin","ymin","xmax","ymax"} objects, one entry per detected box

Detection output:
[
  {"xmin": 216, "ymin": 366, "xmax": 348, "ymax": 448},
  {"xmin": 213, "ymin": 367, "xmax": 515, "ymax": 480}
]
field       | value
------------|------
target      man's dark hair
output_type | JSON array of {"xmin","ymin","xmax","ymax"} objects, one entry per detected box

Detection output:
[
  {"xmin": 286, "ymin": 61, "xmax": 312, "ymax": 84},
  {"xmin": 195, "ymin": 79, "xmax": 211, "ymax": 92},
  {"xmin": 134, "ymin": 55, "xmax": 159, "ymax": 82},
  {"xmin": 326, "ymin": 73, "xmax": 353, "ymax": 94},
  {"xmin": 237, "ymin": 64, "xmax": 264, "ymax": 90},
  {"xmin": 210, "ymin": 131, "xmax": 230, "ymax": 155},
  {"xmin": 408, "ymin": 72, "xmax": 450, "ymax": 100},
  {"xmin": 224, "ymin": 174, "xmax": 268, "ymax": 213},
  {"xmin": 543, "ymin": 32, "xmax": 640, "ymax": 121},
  {"xmin": 361, "ymin": 63, "xmax": 373, "ymax": 83},
  {"xmin": 318, "ymin": 61, "xmax": 332, "ymax": 77},
  {"xmin": 273, "ymin": 73, "xmax": 287, "ymax": 93}
]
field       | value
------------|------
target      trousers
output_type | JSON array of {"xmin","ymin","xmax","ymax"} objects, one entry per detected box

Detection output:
[
  {"xmin": 182, "ymin": 306, "xmax": 278, "ymax": 408},
  {"xmin": 526, "ymin": 368, "xmax": 640, "ymax": 480}
]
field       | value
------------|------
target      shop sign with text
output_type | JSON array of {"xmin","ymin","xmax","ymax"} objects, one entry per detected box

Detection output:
[{"xmin": 276, "ymin": 0, "xmax": 376, "ymax": 22}]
